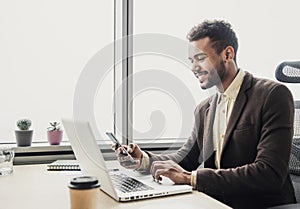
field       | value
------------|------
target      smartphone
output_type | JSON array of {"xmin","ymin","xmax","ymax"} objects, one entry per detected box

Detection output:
[
  {"xmin": 106, "ymin": 132, "xmax": 128, "ymax": 156},
  {"xmin": 106, "ymin": 132, "xmax": 136, "ymax": 165}
]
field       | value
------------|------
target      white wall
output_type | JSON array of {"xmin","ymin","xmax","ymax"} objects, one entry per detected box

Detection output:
[{"xmin": 0, "ymin": 0, "xmax": 114, "ymax": 142}]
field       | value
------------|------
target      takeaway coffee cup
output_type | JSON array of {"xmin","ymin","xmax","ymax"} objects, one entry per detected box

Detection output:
[{"xmin": 68, "ymin": 176, "xmax": 100, "ymax": 209}]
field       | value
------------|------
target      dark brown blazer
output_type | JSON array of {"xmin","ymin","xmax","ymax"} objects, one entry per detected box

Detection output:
[{"xmin": 148, "ymin": 71, "xmax": 296, "ymax": 208}]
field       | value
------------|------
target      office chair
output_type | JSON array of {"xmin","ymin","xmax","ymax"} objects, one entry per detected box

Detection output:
[
  {"xmin": 268, "ymin": 61, "xmax": 300, "ymax": 209},
  {"xmin": 289, "ymin": 100, "xmax": 300, "ymax": 176},
  {"xmin": 275, "ymin": 61, "xmax": 300, "ymax": 83},
  {"xmin": 289, "ymin": 101, "xmax": 300, "ymax": 203}
]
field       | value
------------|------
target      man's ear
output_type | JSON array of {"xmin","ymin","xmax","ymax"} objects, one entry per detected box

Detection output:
[{"xmin": 223, "ymin": 46, "xmax": 235, "ymax": 61}]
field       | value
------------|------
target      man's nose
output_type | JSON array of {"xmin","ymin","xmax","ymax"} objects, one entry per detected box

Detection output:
[{"xmin": 192, "ymin": 62, "xmax": 201, "ymax": 74}]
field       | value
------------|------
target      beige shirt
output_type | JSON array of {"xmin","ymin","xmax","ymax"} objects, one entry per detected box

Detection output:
[
  {"xmin": 213, "ymin": 69, "xmax": 245, "ymax": 168},
  {"xmin": 191, "ymin": 69, "xmax": 245, "ymax": 189}
]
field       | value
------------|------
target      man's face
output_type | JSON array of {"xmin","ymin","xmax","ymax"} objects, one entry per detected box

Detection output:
[{"xmin": 188, "ymin": 37, "xmax": 226, "ymax": 91}]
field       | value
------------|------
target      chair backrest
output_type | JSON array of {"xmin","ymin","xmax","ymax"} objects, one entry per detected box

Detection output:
[
  {"xmin": 295, "ymin": 101, "xmax": 300, "ymax": 138},
  {"xmin": 275, "ymin": 61, "xmax": 300, "ymax": 83},
  {"xmin": 289, "ymin": 101, "xmax": 300, "ymax": 175},
  {"xmin": 275, "ymin": 61, "xmax": 300, "ymax": 204},
  {"xmin": 275, "ymin": 61, "xmax": 300, "ymax": 175}
]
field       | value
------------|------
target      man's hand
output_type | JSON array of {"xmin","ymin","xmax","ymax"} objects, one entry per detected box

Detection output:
[
  {"xmin": 113, "ymin": 143, "xmax": 143, "ymax": 170},
  {"xmin": 150, "ymin": 160, "xmax": 191, "ymax": 185}
]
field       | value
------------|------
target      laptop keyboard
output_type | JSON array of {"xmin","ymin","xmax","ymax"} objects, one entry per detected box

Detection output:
[{"xmin": 110, "ymin": 172, "xmax": 154, "ymax": 193}]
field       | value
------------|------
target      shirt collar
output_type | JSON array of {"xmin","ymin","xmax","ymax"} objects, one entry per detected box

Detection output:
[{"xmin": 219, "ymin": 69, "xmax": 245, "ymax": 100}]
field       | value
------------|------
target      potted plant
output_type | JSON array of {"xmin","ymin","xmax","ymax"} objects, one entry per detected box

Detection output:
[
  {"xmin": 47, "ymin": 121, "xmax": 63, "ymax": 145},
  {"xmin": 15, "ymin": 119, "xmax": 33, "ymax": 146}
]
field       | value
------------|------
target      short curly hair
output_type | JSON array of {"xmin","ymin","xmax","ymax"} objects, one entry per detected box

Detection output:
[{"xmin": 187, "ymin": 20, "xmax": 238, "ymax": 62}]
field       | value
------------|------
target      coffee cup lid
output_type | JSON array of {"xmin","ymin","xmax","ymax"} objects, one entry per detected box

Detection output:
[{"xmin": 68, "ymin": 176, "xmax": 100, "ymax": 190}]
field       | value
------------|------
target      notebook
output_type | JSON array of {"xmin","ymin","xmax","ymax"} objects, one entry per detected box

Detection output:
[
  {"xmin": 47, "ymin": 160, "xmax": 80, "ymax": 171},
  {"xmin": 62, "ymin": 119, "xmax": 192, "ymax": 202}
]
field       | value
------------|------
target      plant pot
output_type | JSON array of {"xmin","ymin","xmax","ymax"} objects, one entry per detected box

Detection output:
[
  {"xmin": 15, "ymin": 130, "xmax": 33, "ymax": 147},
  {"xmin": 47, "ymin": 130, "xmax": 63, "ymax": 145}
]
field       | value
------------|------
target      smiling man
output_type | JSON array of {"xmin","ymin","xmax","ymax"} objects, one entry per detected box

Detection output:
[{"xmin": 115, "ymin": 20, "xmax": 296, "ymax": 209}]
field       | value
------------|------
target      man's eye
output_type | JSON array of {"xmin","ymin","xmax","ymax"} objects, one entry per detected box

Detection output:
[{"xmin": 196, "ymin": 55, "xmax": 206, "ymax": 62}]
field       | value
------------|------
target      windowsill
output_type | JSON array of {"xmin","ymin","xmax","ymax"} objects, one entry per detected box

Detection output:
[
  {"xmin": 11, "ymin": 138, "xmax": 186, "ymax": 165},
  {"xmin": 12, "ymin": 141, "xmax": 112, "ymax": 165},
  {"xmin": 14, "ymin": 141, "xmax": 72, "ymax": 151}
]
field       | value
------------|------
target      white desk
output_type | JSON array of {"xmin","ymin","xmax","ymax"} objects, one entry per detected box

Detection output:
[{"xmin": 0, "ymin": 164, "xmax": 231, "ymax": 209}]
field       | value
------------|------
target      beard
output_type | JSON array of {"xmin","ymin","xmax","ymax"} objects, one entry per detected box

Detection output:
[{"xmin": 199, "ymin": 60, "xmax": 226, "ymax": 90}]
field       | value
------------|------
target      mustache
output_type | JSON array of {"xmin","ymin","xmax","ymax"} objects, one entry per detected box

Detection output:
[{"xmin": 194, "ymin": 70, "xmax": 208, "ymax": 78}]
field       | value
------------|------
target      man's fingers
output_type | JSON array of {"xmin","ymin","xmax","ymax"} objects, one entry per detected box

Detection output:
[
  {"xmin": 118, "ymin": 155, "xmax": 140, "ymax": 169},
  {"xmin": 151, "ymin": 160, "xmax": 180, "ymax": 179},
  {"xmin": 126, "ymin": 143, "xmax": 135, "ymax": 153},
  {"xmin": 154, "ymin": 168, "xmax": 172, "ymax": 181},
  {"xmin": 115, "ymin": 147, "xmax": 123, "ymax": 155},
  {"xmin": 118, "ymin": 155, "xmax": 130, "ymax": 161},
  {"xmin": 113, "ymin": 143, "xmax": 139, "ymax": 155},
  {"xmin": 111, "ymin": 143, "xmax": 119, "ymax": 151},
  {"xmin": 113, "ymin": 143, "xmax": 142, "ymax": 170},
  {"xmin": 150, "ymin": 161, "xmax": 167, "ymax": 174},
  {"xmin": 121, "ymin": 160, "xmax": 140, "ymax": 169},
  {"xmin": 151, "ymin": 161, "xmax": 176, "ymax": 180}
]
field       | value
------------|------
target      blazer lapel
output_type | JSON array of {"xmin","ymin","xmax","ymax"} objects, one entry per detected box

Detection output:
[
  {"xmin": 221, "ymin": 72, "xmax": 253, "ymax": 157},
  {"xmin": 203, "ymin": 94, "xmax": 218, "ymax": 163}
]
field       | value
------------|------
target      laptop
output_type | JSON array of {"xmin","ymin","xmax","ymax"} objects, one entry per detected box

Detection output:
[{"xmin": 62, "ymin": 119, "xmax": 192, "ymax": 202}]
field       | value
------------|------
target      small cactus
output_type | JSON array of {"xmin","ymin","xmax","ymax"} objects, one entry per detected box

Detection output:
[
  {"xmin": 17, "ymin": 119, "xmax": 32, "ymax": 130},
  {"xmin": 47, "ymin": 121, "xmax": 61, "ymax": 132}
]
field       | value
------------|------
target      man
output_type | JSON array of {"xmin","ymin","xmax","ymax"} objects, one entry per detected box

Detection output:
[{"xmin": 115, "ymin": 20, "xmax": 296, "ymax": 208}]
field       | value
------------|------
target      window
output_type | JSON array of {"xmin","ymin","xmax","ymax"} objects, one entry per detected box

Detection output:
[
  {"xmin": 0, "ymin": 0, "xmax": 114, "ymax": 143},
  {"xmin": 2, "ymin": 0, "xmax": 300, "ymax": 150},
  {"xmin": 130, "ymin": 0, "xmax": 300, "ymax": 144}
]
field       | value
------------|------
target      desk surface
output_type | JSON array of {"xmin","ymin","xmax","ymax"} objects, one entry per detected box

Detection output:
[{"xmin": 0, "ymin": 163, "xmax": 231, "ymax": 209}]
